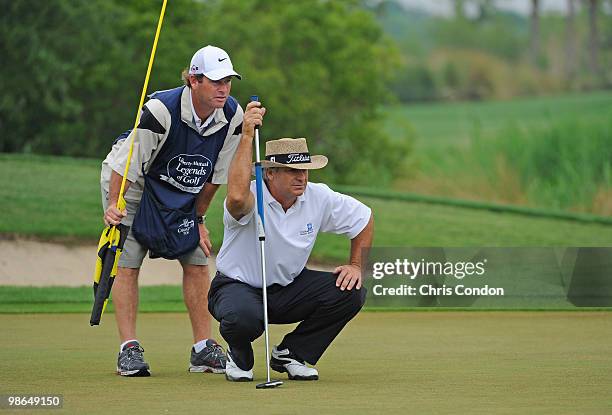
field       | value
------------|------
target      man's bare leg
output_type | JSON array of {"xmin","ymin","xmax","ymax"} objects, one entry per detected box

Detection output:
[
  {"xmin": 114, "ymin": 266, "xmax": 150, "ymax": 376},
  {"xmin": 113, "ymin": 267, "xmax": 140, "ymax": 342},
  {"xmin": 182, "ymin": 264, "xmax": 212, "ymax": 342}
]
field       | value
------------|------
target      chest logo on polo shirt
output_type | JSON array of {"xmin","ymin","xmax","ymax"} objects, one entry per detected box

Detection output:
[
  {"xmin": 299, "ymin": 223, "xmax": 314, "ymax": 236},
  {"xmin": 160, "ymin": 154, "xmax": 212, "ymax": 194}
]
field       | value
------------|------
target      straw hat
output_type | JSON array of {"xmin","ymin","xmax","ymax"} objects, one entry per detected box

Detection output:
[{"xmin": 259, "ymin": 138, "xmax": 328, "ymax": 170}]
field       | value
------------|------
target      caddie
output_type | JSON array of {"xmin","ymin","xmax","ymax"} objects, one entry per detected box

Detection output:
[
  {"xmin": 101, "ymin": 45, "xmax": 242, "ymax": 377},
  {"xmin": 209, "ymin": 101, "xmax": 374, "ymax": 382}
]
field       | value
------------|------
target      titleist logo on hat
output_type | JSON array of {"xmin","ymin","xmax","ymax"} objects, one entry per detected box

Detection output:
[
  {"xmin": 266, "ymin": 153, "xmax": 311, "ymax": 164},
  {"xmin": 261, "ymin": 138, "xmax": 328, "ymax": 170}
]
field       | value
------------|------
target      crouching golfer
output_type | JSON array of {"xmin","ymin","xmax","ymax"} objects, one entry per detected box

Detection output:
[{"xmin": 208, "ymin": 101, "xmax": 373, "ymax": 382}]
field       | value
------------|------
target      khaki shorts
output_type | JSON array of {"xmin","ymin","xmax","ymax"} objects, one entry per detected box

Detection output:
[{"xmin": 100, "ymin": 187, "xmax": 208, "ymax": 268}]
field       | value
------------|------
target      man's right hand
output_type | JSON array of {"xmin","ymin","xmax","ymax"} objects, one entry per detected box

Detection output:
[
  {"xmin": 242, "ymin": 100, "xmax": 266, "ymax": 139},
  {"xmin": 104, "ymin": 203, "xmax": 127, "ymax": 226},
  {"xmin": 225, "ymin": 100, "xmax": 265, "ymax": 221}
]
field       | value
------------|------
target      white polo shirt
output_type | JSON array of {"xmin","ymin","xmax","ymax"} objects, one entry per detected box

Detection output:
[{"xmin": 216, "ymin": 181, "xmax": 372, "ymax": 287}]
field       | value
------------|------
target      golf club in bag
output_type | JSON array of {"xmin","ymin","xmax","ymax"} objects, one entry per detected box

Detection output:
[{"xmin": 251, "ymin": 95, "xmax": 283, "ymax": 390}]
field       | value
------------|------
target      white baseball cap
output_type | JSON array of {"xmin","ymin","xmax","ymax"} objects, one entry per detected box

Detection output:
[{"xmin": 189, "ymin": 45, "xmax": 242, "ymax": 81}]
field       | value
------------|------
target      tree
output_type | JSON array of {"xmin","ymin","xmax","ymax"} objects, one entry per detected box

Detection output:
[
  {"xmin": 565, "ymin": 0, "xmax": 578, "ymax": 82},
  {"xmin": 196, "ymin": 0, "xmax": 406, "ymax": 184},
  {"xmin": 586, "ymin": 0, "xmax": 602, "ymax": 79},
  {"xmin": 0, "ymin": 0, "xmax": 112, "ymax": 154},
  {"xmin": 475, "ymin": 0, "xmax": 495, "ymax": 22},
  {"xmin": 454, "ymin": 0, "xmax": 466, "ymax": 20},
  {"xmin": 0, "ymin": 0, "xmax": 407, "ymax": 185},
  {"xmin": 530, "ymin": 0, "xmax": 541, "ymax": 66}
]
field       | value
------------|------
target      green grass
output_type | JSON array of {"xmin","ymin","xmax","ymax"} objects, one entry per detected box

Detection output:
[
  {"xmin": 488, "ymin": 118, "xmax": 612, "ymax": 211},
  {"xmin": 385, "ymin": 91, "xmax": 612, "ymax": 150},
  {"xmin": 314, "ymin": 196, "xmax": 612, "ymax": 261},
  {"xmin": 2, "ymin": 153, "xmax": 612, "ymax": 264},
  {"xmin": 335, "ymin": 185, "xmax": 612, "ymax": 225},
  {"xmin": 383, "ymin": 91, "xmax": 612, "ymax": 214},
  {"xmin": 1, "ymin": 285, "xmax": 610, "ymax": 314},
  {"xmin": 0, "ymin": 286, "xmax": 186, "ymax": 313},
  {"xmin": 1, "ymin": 312, "xmax": 610, "ymax": 414},
  {"xmin": 0, "ymin": 154, "xmax": 103, "ymax": 239},
  {"xmin": 0, "ymin": 286, "xmax": 187, "ymax": 313},
  {"xmin": 0, "ymin": 152, "xmax": 226, "ymax": 242}
]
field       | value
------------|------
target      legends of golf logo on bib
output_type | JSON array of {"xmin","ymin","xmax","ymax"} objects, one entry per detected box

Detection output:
[{"xmin": 160, "ymin": 154, "xmax": 212, "ymax": 193}]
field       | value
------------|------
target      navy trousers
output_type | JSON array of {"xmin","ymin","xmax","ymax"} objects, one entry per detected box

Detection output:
[{"xmin": 208, "ymin": 268, "xmax": 367, "ymax": 371}]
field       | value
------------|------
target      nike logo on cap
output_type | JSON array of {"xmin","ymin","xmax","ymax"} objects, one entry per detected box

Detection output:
[{"xmin": 218, "ymin": 57, "xmax": 228, "ymax": 62}]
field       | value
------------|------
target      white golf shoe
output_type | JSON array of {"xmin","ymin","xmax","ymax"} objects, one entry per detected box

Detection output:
[
  {"xmin": 270, "ymin": 346, "xmax": 319, "ymax": 381},
  {"xmin": 225, "ymin": 348, "xmax": 253, "ymax": 382}
]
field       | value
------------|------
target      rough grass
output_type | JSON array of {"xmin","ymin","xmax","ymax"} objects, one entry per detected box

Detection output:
[
  {"xmin": 385, "ymin": 91, "xmax": 612, "ymax": 214},
  {"xmin": 0, "ymin": 312, "xmax": 610, "ymax": 414}
]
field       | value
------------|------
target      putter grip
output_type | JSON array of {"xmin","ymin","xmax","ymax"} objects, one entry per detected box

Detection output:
[{"xmin": 250, "ymin": 95, "xmax": 260, "ymax": 130}]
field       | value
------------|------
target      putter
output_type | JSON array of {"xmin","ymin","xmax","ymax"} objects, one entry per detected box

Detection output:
[{"xmin": 251, "ymin": 95, "xmax": 283, "ymax": 390}]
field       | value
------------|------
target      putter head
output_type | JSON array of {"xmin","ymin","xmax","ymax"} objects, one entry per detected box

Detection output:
[{"xmin": 256, "ymin": 380, "xmax": 283, "ymax": 389}]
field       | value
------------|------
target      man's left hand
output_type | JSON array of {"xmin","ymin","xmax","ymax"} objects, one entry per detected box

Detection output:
[
  {"xmin": 334, "ymin": 264, "xmax": 362, "ymax": 291},
  {"xmin": 198, "ymin": 223, "xmax": 212, "ymax": 257}
]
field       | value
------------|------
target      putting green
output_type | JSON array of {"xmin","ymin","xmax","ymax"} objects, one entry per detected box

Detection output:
[{"xmin": 1, "ymin": 312, "xmax": 610, "ymax": 414}]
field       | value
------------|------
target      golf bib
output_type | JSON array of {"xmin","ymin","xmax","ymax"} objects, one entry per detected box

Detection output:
[
  {"xmin": 129, "ymin": 86, "xmax": 239, "ymax": 259},
  {"xmin": 132, "ymin": 178, "xmax": 199, "ymax": 259}
]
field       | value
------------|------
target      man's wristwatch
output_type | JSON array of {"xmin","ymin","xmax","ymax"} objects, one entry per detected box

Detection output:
[{"xmin": 197, "ymin": 215, "xmax": 206, "ymax": 224}]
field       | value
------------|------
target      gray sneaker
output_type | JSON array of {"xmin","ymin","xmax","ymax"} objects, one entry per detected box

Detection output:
[
  {"xmin": 188, "ymin": 339, "xmax": 227, "ymax": 374},
  {"xmin": 117, "ymin": 341, "xmax": 151, "ymax": 377}
]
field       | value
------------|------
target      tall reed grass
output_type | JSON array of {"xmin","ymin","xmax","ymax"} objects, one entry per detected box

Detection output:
[
  {"xmin": 396, "ymin": 113, "xmax": 612, "ymax": 215},
  {"xmin": 479, "ymin": 116, "xmax": 612, "ymax": 213}
]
